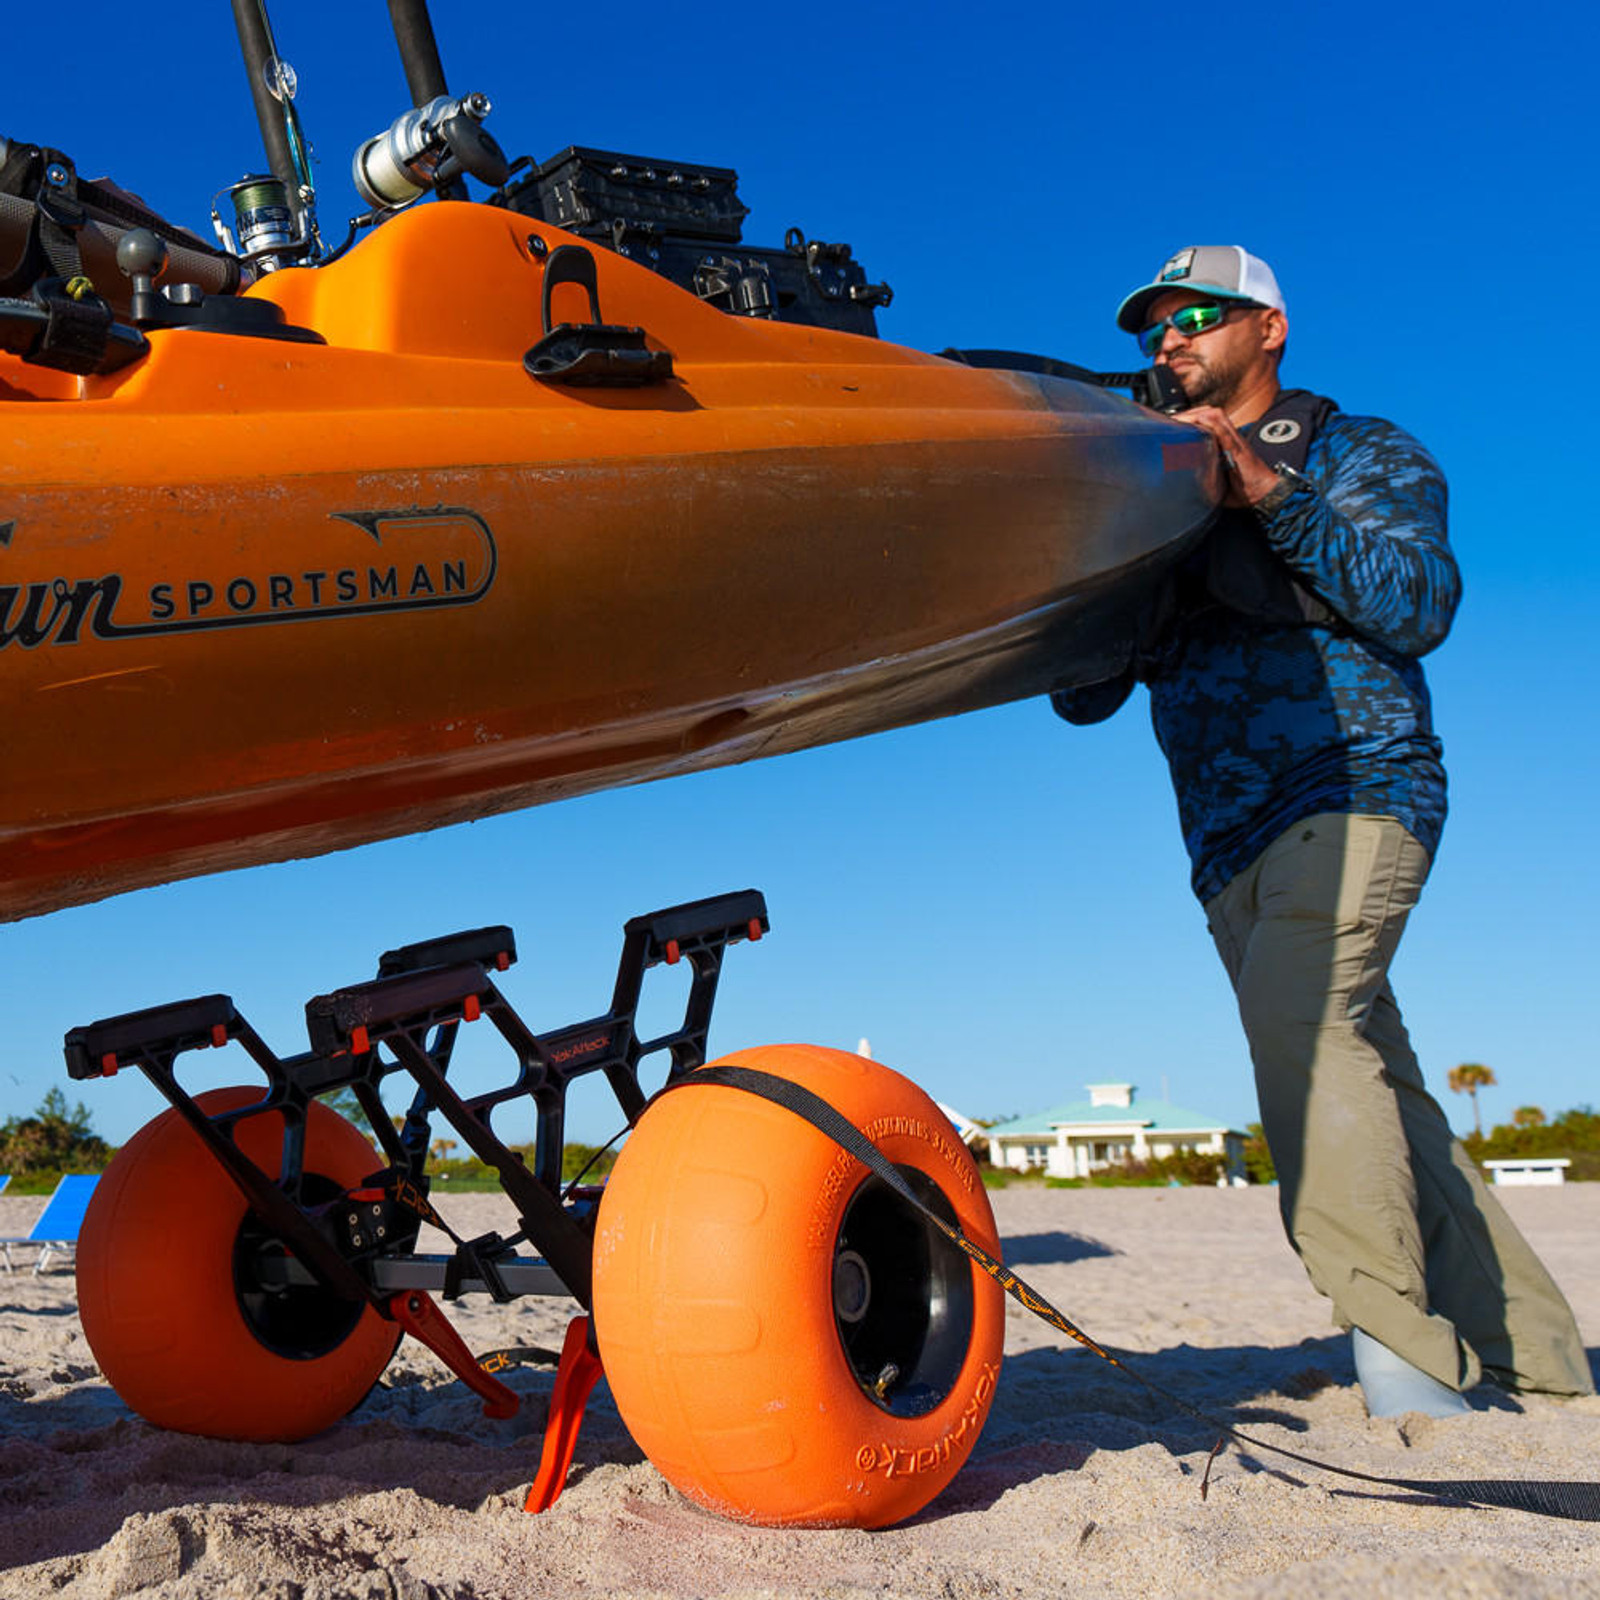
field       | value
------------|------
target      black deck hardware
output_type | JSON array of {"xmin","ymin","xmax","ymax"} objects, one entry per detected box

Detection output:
[
  {"xmin": 0, "ymin": 284, "xmax": 149, "ymax": 374},
  {"xmin": 523, "ymin": 242, "xmax": 673, "ymax": 387},
  {"xmin": 63, "ymin": 889, "xmax": 769, "ymax": 1315},
  {"xmin": 939, "ymin": 348, "xmax": 1187, "ymax": 413},
  {"xmin": 499, "ymin": 147, "xmax": 889, "ymax": 338}
]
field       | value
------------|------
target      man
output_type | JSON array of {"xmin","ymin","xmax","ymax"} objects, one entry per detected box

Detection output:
[{"xmin": 1055, "ymin": 246, "xmax": 1592, "ymax": 1416}]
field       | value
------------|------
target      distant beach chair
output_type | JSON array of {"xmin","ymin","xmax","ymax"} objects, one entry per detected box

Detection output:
[
  {"xmin": 0, "ymin": 1174, "xmax": 101, "ymax": 1274},
  {"xmin": 0, "ymin": 1174, "xmax": 10, "ymax": 1195}
]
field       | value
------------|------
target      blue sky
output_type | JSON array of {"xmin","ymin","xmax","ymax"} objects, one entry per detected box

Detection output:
[{"xmin": 3, "ymin": 0, "xmax": 1595, "ymax": 1150}]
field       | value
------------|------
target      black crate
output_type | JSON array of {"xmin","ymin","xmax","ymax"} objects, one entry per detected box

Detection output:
[
  {"xmin": 500, "ymin": 145, "xmax": 890, "ymax": 338},
  {"xmin": 505, "ymin": 146, "xmax": 749, "ymax": 244}
]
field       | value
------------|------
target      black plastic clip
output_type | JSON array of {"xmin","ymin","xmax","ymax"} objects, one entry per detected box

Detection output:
[
  {"xmin": 523, "ymin": 243, "xmax": 672, "ymax": 387},
  {"xmin": 443, "ymin": 1231, "xmax": 517, "ymax": 1302}
]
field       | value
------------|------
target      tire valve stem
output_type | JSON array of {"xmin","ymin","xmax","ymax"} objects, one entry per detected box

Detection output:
[{"xmin": 872, "ymin": 1362, "xmax": 900, "ymax": 1400}]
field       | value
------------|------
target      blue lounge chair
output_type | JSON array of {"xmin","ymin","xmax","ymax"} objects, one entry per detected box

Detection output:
[
  {"xmin": 0, "ymin": 1175, "xmax": 10, "ymax": 1195},
  {"xmin": 0, "ymin": 1174, "xmax": 100, "ymax": 1274}
]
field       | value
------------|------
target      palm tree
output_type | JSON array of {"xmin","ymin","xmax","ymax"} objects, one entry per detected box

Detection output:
[
  {"xmin": 1447, "ymin": 1062, "xmax": 1497, "ymax": 1137},
  {"xmin": 1513, "ymin": 1105, "xmax": 1547, "ymax": 1129}
]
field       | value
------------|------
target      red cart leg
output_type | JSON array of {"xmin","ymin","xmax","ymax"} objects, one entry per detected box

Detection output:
[{"xmin": 525, "ymin": 1315, "xmax": 605, "ymax": 1513}]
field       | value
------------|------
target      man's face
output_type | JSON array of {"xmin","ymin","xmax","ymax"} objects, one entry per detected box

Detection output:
[{"xmin": 1139, "ymin": 289, "xmax": 1280, "ymax": 408}]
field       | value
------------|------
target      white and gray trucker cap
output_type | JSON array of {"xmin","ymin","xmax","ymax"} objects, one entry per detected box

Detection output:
[{"xmin": 1116, "ymin": 246, "xmax": 1286, "ymax": 332}]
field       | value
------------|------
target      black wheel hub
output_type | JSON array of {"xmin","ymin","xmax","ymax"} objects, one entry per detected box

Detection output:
[
  {"xmin": 232, "ymin": 1176, "xmax": 366, "ymax": 1360},
  {"xmin": 833, "ymin": 1167, "xmax": 974, "ymax": 1417}
]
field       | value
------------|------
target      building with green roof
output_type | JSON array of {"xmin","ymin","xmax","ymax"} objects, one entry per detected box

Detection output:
[{"xmin": 986, "ymin": 1083, "xmax": 1245, "ymax": 1181}]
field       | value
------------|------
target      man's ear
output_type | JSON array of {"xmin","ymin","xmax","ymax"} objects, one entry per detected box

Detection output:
[{"xmin": 1260, "ymin": 307, "xmax": 1289, "ymax": 354}]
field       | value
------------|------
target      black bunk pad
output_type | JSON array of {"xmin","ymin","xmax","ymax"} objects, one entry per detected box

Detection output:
[
  {"xmin": 378, "ymin": 925, "xmax": 518, "ymax": 978},
  {"xmin": 625, "ymin": 889, "xmax": 768, "ymax": 964},
  {"xmin": 305, "ymin": 961, "xmax": 490, "ymax": 1057},
  {"xmin": 64, "ymin": 993, "xmax": 237, "ymax": 1079}
]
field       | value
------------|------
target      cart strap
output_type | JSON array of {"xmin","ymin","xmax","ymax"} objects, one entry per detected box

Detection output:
[{"xmin": 667, "ymin": 1063, "xmax": 1600, "ymax": 1524}]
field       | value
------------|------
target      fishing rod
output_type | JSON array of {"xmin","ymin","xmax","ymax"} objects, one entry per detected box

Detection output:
[{"xmin": 221, "ymin": 0, "xmax": 506, "ymax": 271}]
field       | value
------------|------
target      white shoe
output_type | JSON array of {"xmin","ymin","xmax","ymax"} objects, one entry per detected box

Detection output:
[{"xmin": 1352, "ymin": 1328, "xmax": 1471, "ymax": 1419}]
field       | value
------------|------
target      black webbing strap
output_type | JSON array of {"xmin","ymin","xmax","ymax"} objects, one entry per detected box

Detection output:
[
  {"xmin": 1, "ymin": 137, "xmax": 236, "ymax": 299},
  {"xmin": 664, "ymin": 1064, "xmax": 1600, "ymax": 1523},
  {"xmin": 24, "ymin": 279, "xmax": 114, "ymax": 373},
  {"xmin": 19, "ymin": 147, "xmax": 86, "ymax": 284},
  {"xmin": 0, "ymin": 144, "xmax": 98, "ymax": 347}
]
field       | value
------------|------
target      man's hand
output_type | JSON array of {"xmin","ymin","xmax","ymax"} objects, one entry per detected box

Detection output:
[{"xmin": 1173, "ymin": 406, "xmax": 1280, "ymax": 508}]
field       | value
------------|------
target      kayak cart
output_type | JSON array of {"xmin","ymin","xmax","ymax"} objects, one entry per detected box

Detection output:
[{"xmin": 64, "ymin": 891, "xmax": 1005, "ymax": 1528}]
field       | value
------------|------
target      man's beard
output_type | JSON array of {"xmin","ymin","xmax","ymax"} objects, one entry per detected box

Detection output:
[{"xmin": 1173, "ymin": 344, "xmax": 1249, "ymax": 409}]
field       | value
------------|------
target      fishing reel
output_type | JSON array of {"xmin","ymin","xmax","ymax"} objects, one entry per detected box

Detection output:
[
  {"xmin": 213, "ymin": 175, "xmax": 306, "ymax": 267},
  {"xmin": 352, "ymin": 92, "xmax": 510, "ymax": 211}
]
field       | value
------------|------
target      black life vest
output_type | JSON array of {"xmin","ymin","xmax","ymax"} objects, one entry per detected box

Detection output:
[
  {"xmin": 1177, "ymin": 387, "xmax": 1339, "ymax": 628},
  {"xmin": 1050, "ymin": 386, "xmax": 1340, "ymax": 720}
]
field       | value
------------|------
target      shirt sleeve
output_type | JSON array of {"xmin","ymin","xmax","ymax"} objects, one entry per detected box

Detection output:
[
  {"xmin": 1256, "ymin": 414, "xmax": 1460, "ymax": 657},
  {"xmin": 1049, "ymin": 667, "xmax": 1136, "ymax": 725}
]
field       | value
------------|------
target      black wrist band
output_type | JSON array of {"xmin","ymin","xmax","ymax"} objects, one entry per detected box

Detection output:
[{"xmin": 1254, "ymin": 463, "xmax": 1306, "ymax": 516}]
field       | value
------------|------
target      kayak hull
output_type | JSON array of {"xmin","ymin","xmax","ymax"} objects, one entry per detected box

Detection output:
[{"xmin": 1, "ymin": 202, "xmax": 1217, "ymax": 920}]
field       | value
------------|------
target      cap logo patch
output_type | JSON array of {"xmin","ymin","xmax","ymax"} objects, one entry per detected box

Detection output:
[
  {"xmin": 1258, "ymin": 419, "xmax": 1301, "ymax": 444},
  {"xmin": 1158, "ymin": 249, "xmax": 1195, "ymax": 283}
]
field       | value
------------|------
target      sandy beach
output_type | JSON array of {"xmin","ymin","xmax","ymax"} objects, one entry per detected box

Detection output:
[{"xmin": 3, "ymin": 1181, "xmax": 1597, "ymax": 1599}]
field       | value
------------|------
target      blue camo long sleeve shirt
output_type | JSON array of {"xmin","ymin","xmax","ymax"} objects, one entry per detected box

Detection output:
[{"xmin": 1146, "ymin": 411, "xmax": 1459, "ymax": 903}]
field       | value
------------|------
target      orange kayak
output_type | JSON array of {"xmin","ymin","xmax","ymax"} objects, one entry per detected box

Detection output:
[{"xmin": 2, "ymin": 198, "xmax": 1218, "ymax": 922}]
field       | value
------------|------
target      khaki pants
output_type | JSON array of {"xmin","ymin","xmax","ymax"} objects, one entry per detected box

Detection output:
[{"xmin": 1204, "ymin": 812, "xmax": 1592, "ymax": 1395}]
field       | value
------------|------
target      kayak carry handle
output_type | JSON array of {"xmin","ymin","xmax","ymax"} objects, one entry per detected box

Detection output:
[
  {"xmin": 539, "ymin": 242, "xmax": 604, "ymax": 333},
  {"xmin": 524, "ymin": 242, "xmax": 673, "ymax": 387}
]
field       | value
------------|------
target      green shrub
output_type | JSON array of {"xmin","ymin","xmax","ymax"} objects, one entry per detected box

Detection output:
[
  {"xmin": 0, "ymin": 1088, "xmax": 112, "ymax": 1186},
  {"xmin": 976, "ymin": 1151, "xmax": 1231, "ymax": 1189},
  {"xmin": 421, "ymin": 1140, "xmax": 618, "ymax": 1190},
  {"xmin": 1464, "ymin": 1107, "xmax": 1600, "ymax": 1181},
  {"xmin": 1243, "ymin": 1123, "xmax": 1277, "ymax": 1185},
  {"xmin": 1079, "ymin": 1149, "xmax": 1229, "ymax": 1188}
]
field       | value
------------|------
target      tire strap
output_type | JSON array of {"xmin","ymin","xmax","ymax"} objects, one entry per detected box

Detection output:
[{"xmin": 669, "ymin": 1064, "xmax": 1600, "ymax": 1523}]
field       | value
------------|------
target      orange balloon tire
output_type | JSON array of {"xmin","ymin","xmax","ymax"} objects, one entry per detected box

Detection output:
[
  {"xmin": 592, "ymin": 1044, "xmax": 1004, "ymax": 1528},
  {"xmin": 78, "ymin": 1086, "xmax": 401, "ymax": 1441}
]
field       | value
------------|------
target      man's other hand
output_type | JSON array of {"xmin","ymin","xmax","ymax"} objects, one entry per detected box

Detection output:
[{"xmin": 1173, "ymin": 406, "xmax": 1280, "ymax": 508}]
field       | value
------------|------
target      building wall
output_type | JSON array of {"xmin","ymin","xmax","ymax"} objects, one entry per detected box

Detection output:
[{"xmin": 992, "ymin": 1128, "xmax": 1244, "ymax": 1180}]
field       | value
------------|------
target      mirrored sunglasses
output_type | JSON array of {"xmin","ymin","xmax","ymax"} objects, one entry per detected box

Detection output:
[{"xmin": 1135, "ymin": 300, "xmax": 1253, "ymax": 359}]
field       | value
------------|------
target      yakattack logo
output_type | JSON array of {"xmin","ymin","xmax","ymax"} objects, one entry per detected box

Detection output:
[
  {"xmin": 0, "ymin": 506, "xmax": 496, "ymax": 650},
  {"xmin": 853, "ymin": 1361, "xmax": 999, "ymax": 1478},
  {"xmin": 547, "ymin": 1032, "xmax": 613, "ymax": 1065},
  {"xmin": 388, "ymin": 1175, "xmax": 444, "ymax": 1229}
]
